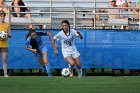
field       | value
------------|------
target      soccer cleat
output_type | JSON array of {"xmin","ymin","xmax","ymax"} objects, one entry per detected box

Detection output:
[
  {"xmin": 77, "ymin": 69, "xmax": 83, "ymax": 78},
  {"xmin": 47, "ymin": 73, "xmax": 52, "ymax": 78},
  {"xmin": 4, "ymin": 75, "xmax": 9, "ymax": 77}
]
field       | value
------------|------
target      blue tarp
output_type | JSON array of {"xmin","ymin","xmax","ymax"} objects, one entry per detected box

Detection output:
[{"xmin": 0, "ymin": 29, "xmax": 140, "ymax": 69}]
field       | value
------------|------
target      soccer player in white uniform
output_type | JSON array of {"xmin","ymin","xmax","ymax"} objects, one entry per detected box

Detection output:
[{"xmin": 54, "ymin": 20, "xmax": 83, "ymax": 78}]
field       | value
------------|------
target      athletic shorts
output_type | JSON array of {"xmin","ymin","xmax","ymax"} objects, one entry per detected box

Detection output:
[
  {"xmin": 0, "ymin": 48, "xmax": 8, "ymax": 52},
  {"xmin": 63, "ymin": 50, "xmax": 80, "ymax": 59},
  {"xmin": 35, "ymin": 44, "xmax": 48, "ymax": 58}
]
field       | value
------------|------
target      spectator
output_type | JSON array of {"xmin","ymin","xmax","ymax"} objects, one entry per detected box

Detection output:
[
  {"xmin": 0, "ymin": 10, "xmax": 11, "ymax": 77},
  {"xmin": 109, "ymin": 0, "xmax": 130, "ymax": 29},
  {"xmin": 0, "ymin": 0, "xmax": 9, "ymax": 17},
  {"xmin": 116, "ymin": 0, "xmax": 128, "ymax": 11},
  {"xmin": 132, "ymin": 0, "xmax": 140, "ymax": 18},
  {"xmin": 11, "ymin": 0, "xmax": 33, "ymax": 28},
  {"xmin": 98, "ymin": 0, "xmax": 130, "ymax": 29},
  {"xmin": 108, "ymin": 0, "xmax": 121, "ymax": 18},
  {"xmin": 96, "ymin": 0, "xmax": 121, "ymax": 19},
  {"xmin": 11, "ymin": 0, "xmax": 31, "ymax": 17},
  {"xmin": 127, "ymin": 1, "xmax": 132, "ymax": 11}
]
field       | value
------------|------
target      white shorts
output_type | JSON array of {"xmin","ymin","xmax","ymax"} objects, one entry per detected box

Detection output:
[{"xmin": 62, "ymin": 50, "xmax": 80, "ymax": 59}]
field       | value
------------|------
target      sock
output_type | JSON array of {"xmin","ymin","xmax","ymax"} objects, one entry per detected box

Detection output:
[
  {"xmin": 45, "ymin": 63, "xmax": 52, "ymax": 76},
  {"xmin": 3, "ymin": 65, "xmax": 8, "ymax": 76},
  {"xmin": 77, "ymin": 65, "xmax": 81, "ymax": 70},
  {"xmin": 77, "ymin": 66, "xmax": 82, "ymax": 74},
  {"xmin": 77, "ymin": 68, "xmax": 83, "ymax": 78},
  {"xmin": 77, "ymin": 68, "xmax": 82, "ymax": 72},
  {"xmin": 42, "ymin": 65, "xmax": 47, "ymax": 73},
  {"xmin": 68, "ymin": 64, "xmax": 73, "ymax": 73},
  {"xmin": 42, "ymin": 65, "xmax": 45, "ymax": 69},
  {"xmin": 4, "ymin": 73, "xmax": 8, "ymax": 76}
]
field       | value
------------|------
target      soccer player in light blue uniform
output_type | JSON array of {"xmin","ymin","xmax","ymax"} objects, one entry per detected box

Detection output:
[
  {"xmin": 25, "ymin": 29, "xmax": 58, "ymax": 77},
  {"xmin": 54, "ymin": 20, "xmax": 83, "ymax": 78}
]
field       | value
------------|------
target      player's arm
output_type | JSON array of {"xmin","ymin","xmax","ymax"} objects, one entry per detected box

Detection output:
[
  {"xmin": 7, "ymin": 30, "xmax": 12, "ymax": 38},
  {"xmin": 26, "ymin": 47, "xmax": 37, "ymax": 53},
  {"xmin": 46, "ymin": 32, "xmax": 58, "ymax": 56},
  {"xmin": 7, "ymin": 24, "xmax": 12, "ymax": 38},
  {"xmin": 25, "ymin": 39, "xmax": 37, "ymax": 53},
  {"xmin": 36, "ymin": 31, "xmax": 58, "ymax": 48},
  {"xmin": 77, "ymin": 31, "xmax": 83, "ymax": 39}
]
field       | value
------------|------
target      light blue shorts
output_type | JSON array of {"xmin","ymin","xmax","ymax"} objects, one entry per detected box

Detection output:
[{"xmin": 35, "ymin": 44, "xmax": 48, "ymax": 58}]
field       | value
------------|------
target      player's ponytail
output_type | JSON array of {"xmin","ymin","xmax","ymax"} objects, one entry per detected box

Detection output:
[{"xmin": 26, "ymin": 28, "xmax": 36, "ymax": 40}]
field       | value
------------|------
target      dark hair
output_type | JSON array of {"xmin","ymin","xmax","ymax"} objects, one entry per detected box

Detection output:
[
  {"xmin": 26, "ymin": 28, "xmax": 40, "ymax": 52},
  {"xmin": 12, "ymin": 0, "xmax": 28, "ymax": 12},
  {"xmin": 62, "ymin": 20, "xmax": 70, "ymax": 31},
  {"xmin": 26, "ymin": 29, "xmax": 36, "ymax": 40},
  {"xmin": 19, "ymin": 0, "xmax": 28, "ymax": 12},
  {"xmin": 61, "ymin": 20, "xmax": 70, "ymax": 35}
]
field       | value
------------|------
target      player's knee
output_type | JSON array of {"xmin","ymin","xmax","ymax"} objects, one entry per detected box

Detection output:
[
  {"xmin": 69, "ymin": 63, "xmax": 75, "ymax": 67},
  {"xmin": 44, "ymin": 60, "xmax": 48, "ymax": 64},
  {"xmin": 2, "ymin": 58, "xmax": 7, "ymax": 63}
]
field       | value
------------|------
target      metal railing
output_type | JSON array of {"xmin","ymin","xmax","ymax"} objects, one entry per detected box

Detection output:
[
  {"xmin": 7, "ymin": 7, "xmax": 139, "ymax": 30},
  {"xmin": 2, "ymin": 0, "xmax": 140, "ymax": 30}
]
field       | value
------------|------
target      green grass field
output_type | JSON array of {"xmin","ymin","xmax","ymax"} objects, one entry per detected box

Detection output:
[{"xmin": 0, "ymin": 76, "xmax": 140, "ymax": 93}]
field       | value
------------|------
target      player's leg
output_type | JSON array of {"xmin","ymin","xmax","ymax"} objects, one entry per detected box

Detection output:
[
  {"xmin": 37, "ymin": 57, "xmax": 47, "ymax": 74},
  {"xmin": 42, "ymin": 51, "xmax": 52, "ymax": 77},
  {"xmin": 1, "ymin": 48, "xmax": 8, "ymax": 77},
  {"xmin": 74, "ymin": 57, "xmax": 83, "ymax": 78},
  {"xmin": 72, "ymin": 51, "xmax": 82, "ymax": 78},
  {"xmin": 34, "ymin": 52, "xmax": 46, "ymax": 72},
  {"xmin": 65, "ymin": 56, "xmax": 75, "ymax": 77}
]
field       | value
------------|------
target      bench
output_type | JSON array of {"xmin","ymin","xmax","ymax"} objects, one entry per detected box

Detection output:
[
  {"xmin": 108, "ymin": 18, "xmax": 129, "ymax": 29},
  {"xmin": 6, "ymin": 17, "xmax": 51, "ymax": 29},
  {"xmin": 10, "ymin": 17, "xmax": 51, "ymax": 25}
]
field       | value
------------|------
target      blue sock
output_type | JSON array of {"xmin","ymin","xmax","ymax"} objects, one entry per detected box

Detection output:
[
  {"xmin": 42, "ymin": 65, "xmax": 47, "ymax": 74},
  {"xmin": 45, "ymin": 63, "xmax": 52, "ymax": 77}
]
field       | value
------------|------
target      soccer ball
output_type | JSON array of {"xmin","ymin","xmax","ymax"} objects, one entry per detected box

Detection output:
[
  {"xmin": 61, "ymin": 68, "xmax": 71, "ymax": 77},
  {"xmin": 0, "ymin": 31, "xmax": 8, "ymax": 40}
]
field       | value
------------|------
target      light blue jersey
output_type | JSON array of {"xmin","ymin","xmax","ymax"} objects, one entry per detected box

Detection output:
[{"xmin": 25, "ymin": 35, "xmax": 48, "ymax": 58}]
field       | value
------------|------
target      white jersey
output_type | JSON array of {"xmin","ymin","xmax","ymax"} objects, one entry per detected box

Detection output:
[{"xmin": 54, "ymin": 29, "xmax": 79, "ymax": 54}]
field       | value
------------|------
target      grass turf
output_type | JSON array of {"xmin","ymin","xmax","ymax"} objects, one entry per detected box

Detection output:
[{"xmin": 0, "ymin": 76, "xmax": 140, "ymax": 93}]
